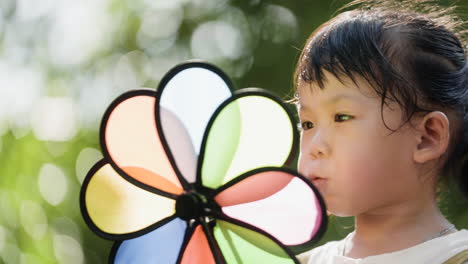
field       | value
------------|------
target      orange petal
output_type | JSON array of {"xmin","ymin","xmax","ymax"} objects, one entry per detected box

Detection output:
[
  {"xmin": 180, "ymin": 226, "xmax": 216, "ymax": 264},
  {"xmin": 102, "ymin": 91, "xmax": 183, "ymax": 195}
]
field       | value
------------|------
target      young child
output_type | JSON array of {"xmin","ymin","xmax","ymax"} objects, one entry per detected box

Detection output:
[{"xmin": 294, "ymin": 0, "xmax": 468, "ymax": 263}]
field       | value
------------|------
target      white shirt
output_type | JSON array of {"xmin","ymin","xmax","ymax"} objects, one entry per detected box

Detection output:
[{"xmin": 297, "ymin": 229, "xmax": 468, "ymax": 264}]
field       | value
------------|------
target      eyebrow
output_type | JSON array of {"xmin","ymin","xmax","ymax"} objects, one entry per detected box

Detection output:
[{"xmin": 298, "ymin": 93, "xmax": 361, "ymax": 111}]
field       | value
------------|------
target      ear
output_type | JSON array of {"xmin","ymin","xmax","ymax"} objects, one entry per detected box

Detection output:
[{"xmin": 413, "ymin": 111, "xmax": 450, "ymax": 164}]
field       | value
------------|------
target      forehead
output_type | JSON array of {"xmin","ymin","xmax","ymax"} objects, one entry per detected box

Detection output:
[{"xmin": 296, "ymin": 71, "xmax": 378, "ymax": 107}]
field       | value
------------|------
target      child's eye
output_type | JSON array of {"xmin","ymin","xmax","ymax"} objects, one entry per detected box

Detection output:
[
  {"xmin": 335, "ymin": 114, "xmax": 354, "ymax": 122},
  {"xmin": 299, "ymin": 121, "xmax": 314, "ymax": 131}
]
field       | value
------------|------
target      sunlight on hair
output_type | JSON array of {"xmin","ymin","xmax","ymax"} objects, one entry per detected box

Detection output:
[
  {"xmin": 38, "ymin": 164, "xmax": 68, "ymax": 206},
  {"xmin": 31, "ymin": 97, "xmax": 78, "ymax": 142},
  {"xmin": 75, "ymin": 148, "xmax": 103, "ymax": 184},
  {"xmin": 20, "ymin": 200, "xmax": 48, "ymax": 241},
  {"xmin": 53, "ymin": 234, "xmax": 84, "ymax": 264}
]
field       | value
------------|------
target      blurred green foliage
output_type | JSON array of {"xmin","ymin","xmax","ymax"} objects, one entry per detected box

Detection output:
[{"xmin": 0, "ymin": 0, "xmax": 466, "ymax": 263}]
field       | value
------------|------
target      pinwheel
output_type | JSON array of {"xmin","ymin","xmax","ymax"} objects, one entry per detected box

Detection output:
[{"xmin": 80, "ymin": 61, "xmax": 327, "ymax": 263}]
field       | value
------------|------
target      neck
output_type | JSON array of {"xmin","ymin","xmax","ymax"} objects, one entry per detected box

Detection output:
[{"xmin": 345, "ymin": 197, "xmax": 454, "ymax": 258}]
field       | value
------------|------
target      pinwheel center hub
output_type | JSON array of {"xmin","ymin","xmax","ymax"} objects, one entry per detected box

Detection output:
[{"xmin": 176, "ymin": 192, "xmax": 216, "ymax": 221}]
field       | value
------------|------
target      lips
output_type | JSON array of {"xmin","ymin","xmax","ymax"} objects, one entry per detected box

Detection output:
[
  {"xmin": 306, "ymin": 174, "xmax": 327, "ymax": 190},
  {"xmin": 307, "ymin": 173, "xmax": 325, "ymax": 181},
  {"xmin": 308, "ymin": 174, "xmax": 323, "ymax": 180}
]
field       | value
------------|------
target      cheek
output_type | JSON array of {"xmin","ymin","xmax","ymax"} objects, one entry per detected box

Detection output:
[
  {"xmin": 340, "ymin": 153, "xmax": 391, "ymax": 187},
  {"xmin": 333, "ymin": 127, "xmax": 381, "ymax": 174},
  {"xmin": 335, "ymin": 148, "xmax": 382, "ymax": 191},
  {"xmin": 332, "ymin": 132, "xmax": 415, "ymax": 206},
  {"xmin": 336, "ymin": 131, "xmax": 404, "ymax": 182},
  {"xmin": 329, "ymin": 150, "xmax": 396, "ymax": 216},
  {"xmin": 332, "ymin": 126, "xmax": 380, "ymax": 177},
  {"xmin": 334, "ymin": 118, "xmax": 409, "ymax": 179}
]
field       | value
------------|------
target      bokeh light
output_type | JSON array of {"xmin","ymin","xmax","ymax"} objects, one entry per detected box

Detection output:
[
  {"xmin": 185, "ymin": 0, "xmax": 230, "ymax": 20},
  {"xmin": 0, "ymin": 225, "xmax": 6, "ymax": 253},
  {"xmin": 20, "ymin": 200, "xmax": 48, "ymax": 240},
  {"xmin": 53, "ymin": 234, "xmax": 84, "ymax": 264},
  {"xmin": 38, "ymin": 163, "xmax": 68, "ymax": 206},
  {"xmin": 261, "ymin": 4, "xmax": 298, "ymax": 44},
  {"xmin": 20, "ymin": 253, "xmax": 41, "ymax": 264},
  {"xmin": 48, "ymin": 0, "xmax": 114, "ymax": 67},
  {"xmin": 1, "ymin": 242, "xmax": 21, "ymax": 264},
  {"xmin": 0, "ymin": 190, "xmax": 19, "ymax": 229},
  {"xmin": 52, "ymin": 216, "xmax": 82, "ymax": 244},
  {"xmin": 75, "ymin": 148, "xmax": 103, "ymax": 184},
  {"xmin": 113, "ymin": 51, "xmax": 151, "ymax": 91},
  {"xmin": 15, "ymin": 0, "xmax": 55, "ymax": 22},
  {"xmin": 31, "ymin": 97, "xmax": 78, "ymax": 142},
  {"xmin": 191, "ymin": 20, "xmax": 245, "ymax": 61},
  {"xmin": 0, "ymin": 62, "xmax": 43, "ymax": 137}
]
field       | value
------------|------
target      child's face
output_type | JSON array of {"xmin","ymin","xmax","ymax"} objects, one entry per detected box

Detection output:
[{"xmin": 297, "ymin": 71, "xmax": 423, "ymax": 217}]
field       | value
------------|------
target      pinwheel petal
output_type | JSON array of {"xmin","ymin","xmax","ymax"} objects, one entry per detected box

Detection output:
[
  {"xmin": 214, "ymin": 170, "xmax": 324, "ymax": 246},
  {"xmin": 159, "ymin": 63, "xmax": 232, "ymax": 183},
  {"xmin": 82, "ymin": 162, "xmax": 176, "ymax": 236},
  {"xmin": 113, "ymin": 218, "xmax": 187, "ymax": 263},
  {"xmin": 180, "ymin": 225, "xmax": 216, "ymax": 264},
  {"xmin": 201, "ymin": 92, "xmax": 295, "ymax": 189},
  {"xmin": 213, "ymin": 220, "xmax": 297, "ymax": 264},
  {"xmin": 102, "ymin": 90, "xmax": 183, "ymax": 195},
  {"xmin": 159, "ymin": 107, "xmax": 198, "ymax": 186}
]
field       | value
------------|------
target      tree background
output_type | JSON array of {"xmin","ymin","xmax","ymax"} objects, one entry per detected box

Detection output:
[{"xmin": 0, "ymin": 0, "xmax": 466, "ymax": 263}]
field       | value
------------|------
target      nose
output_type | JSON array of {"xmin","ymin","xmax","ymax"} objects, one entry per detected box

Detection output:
[{"xmin": 301, "ymin": 129, "xmax": 329, "ymax": 159}]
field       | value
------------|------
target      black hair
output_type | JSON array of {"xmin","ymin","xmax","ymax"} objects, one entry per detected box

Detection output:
[{"xmin": 294, "ymin": 0, "xmax": 468, "ymax": 199}]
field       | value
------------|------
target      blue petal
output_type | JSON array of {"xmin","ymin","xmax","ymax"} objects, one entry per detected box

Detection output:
[{"xmin": 114, "ymin": 218, "xmax": 187, "ymax": 263}]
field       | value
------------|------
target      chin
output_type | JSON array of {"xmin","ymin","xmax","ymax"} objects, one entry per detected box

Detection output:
[{"xmin": 325, "ymin": 201, "xmax": 358, "ymax": 217}]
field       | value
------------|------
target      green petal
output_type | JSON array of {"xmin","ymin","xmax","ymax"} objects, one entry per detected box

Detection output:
[
  {"xmin": 201, "ymin": 93, "xmax": 294, "ymax": 189},
  {"xmin": 213, "ymin": 220, "xmax": 296, "ymax": 264},
  {"xmin": 200, "ymin": 97, "xmax": 242, "ymax": 189}
]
